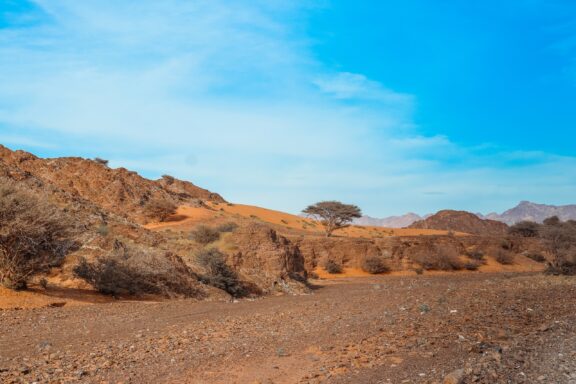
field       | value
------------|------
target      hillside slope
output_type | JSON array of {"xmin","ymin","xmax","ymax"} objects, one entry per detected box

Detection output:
[{"xmin": 409, "ymin": 210, "xmax": 509, "ymax": 236}]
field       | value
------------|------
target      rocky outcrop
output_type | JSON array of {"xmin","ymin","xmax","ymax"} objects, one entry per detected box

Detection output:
[
  {"xmin": 409, "ymin": 210, "xmax": 508, "ymax": 236},
  {"xmin": 485, "ymin": 201, "xmax": 576, "ymax": 225},
  {"xmin": 354, "ymin": 213, "xmax": 422, "ymax": 228},
  {"xmin": 228, "ymin": 224, "xmax": 308, "ymax": 294},
  {"xmin": 0, "ymin": 145, "xmax": 224, "ymax": 223}
]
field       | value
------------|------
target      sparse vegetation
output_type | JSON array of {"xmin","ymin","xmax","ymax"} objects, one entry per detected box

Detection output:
[
  {"xmin": 466, "ymin": 250, "xmax": 485, "ymax": 262},
  {"xmin": 525, "ymin": 252, "xmax": 546, "ymax": 263},
  {"xmin": 143, "ymin": 199, "xmax": 177, "ymax": 222},
  {"xmin": 495, "ymin": 249, "xmax": 514, "ymax": 265},
  {"xmin": 361, "ymin": 256, "xmax": 390, "ymax": 274},
  {"xmin": 409, "ymin": 245, "xmax": 464, "ymax": 271},
  {"xmin": 190, "ymin": 225, "xmax": 221, "ymax": 245},
  {"xmin": 464, "ymin": 261, "xmax": 481, "ymax": 271},
  {"xmin": 324, "ymin": 260, "xmax": 343, "ymax": 274},
  {"xmin": 0, "ymin": 181, "xmax": 78, "ymax": 290},
  {"xmin": 97, "ymin": 224, "xmax": 109, "ymax": 237},
  {"xmin": 509, "ymin": 221, "xmax": 540, "ymax": 238},
  {"xmin": 195, "ymin": 248, "xmax": 246, "ymax": 297},
  {"xmin": 94, "ymin": 157, "xmax": 109, "ymax": 166},
  {"xmin": 216, "ymin": 222, "xmax": 238, "ymax": 233},
  {"xmin": 302, "ymin": 201, "xmax": 362, "ymax": 237},
  {"xmin": 161, "ymin": 174, "xmax": 175, "ymax": 184},
  {"xmin": 73, "ymin": 244, "xmax": 199, "ymax": 297}
]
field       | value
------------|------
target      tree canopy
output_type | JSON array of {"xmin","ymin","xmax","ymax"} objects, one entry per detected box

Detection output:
[{"xmin": 302, "ymin": 201, "xmax": 362, "ymax": 237}]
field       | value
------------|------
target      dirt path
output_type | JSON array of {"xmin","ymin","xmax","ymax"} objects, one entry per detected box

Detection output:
[{"xmin": 1, "ymin": 273, "xmax": 576, "ymax": 384}]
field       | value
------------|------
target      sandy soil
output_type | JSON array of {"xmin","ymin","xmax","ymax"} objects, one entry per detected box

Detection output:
[
  {"xmin": 2, "ymin": 273, "xmax": 575, "ymax": 384},
  {"xmin": 146, "ymin": 203, "xmax": 464, "ymax": 239}
]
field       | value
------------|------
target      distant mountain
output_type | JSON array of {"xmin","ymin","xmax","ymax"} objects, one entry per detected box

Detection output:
[
  {"xmin": 485, "ymin": 201, "xmax": 576, "ymax": 225},
  {"xmin": 354, "ymin": 213, "xmax": 422, "ymax": 228},
  {"xmin": 409, "ymin": 210, "xmax": 509, "ymax": 236}
]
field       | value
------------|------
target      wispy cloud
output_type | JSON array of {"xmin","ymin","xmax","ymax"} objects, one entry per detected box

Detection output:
[{"xmin": 0, "ymin": 1, "xmax": 575, "ymax": 216}]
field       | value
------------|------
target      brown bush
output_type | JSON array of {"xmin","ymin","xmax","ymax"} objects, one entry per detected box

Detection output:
[
  {"xmin": 409, "ymin": 245, "xmax": 464, "ymax": 271},
  {"xmin": 216, "ymin": 222, "xmax": 238, "ymax": 233},
  {"xmin": 324, "ymin": 260, "xmax": 343, "ymax": 274},
  {"xmin": 143, "ymin": 199, "xmax": 177, "ymax": 222},
  {"xmin": 464, "ymin": 261, "xmax": 482, "ymax": 271},
  {"xmin": 190, "ymin": 225, "xmax": 221, "ymax": 245},
  {"xmin": 0, "ymin": 181, "xmax": 78, "ymax": 290},
  {"xmin": 94, "ymin": 157, "xmax": 109, "ymax": 166},
  {"xmin": 508, "ymin": 221, "xmax": 540, "ymax": 238},
  {"xmin": 525, "ymin": 252, "xmax": 546, "ymax": 263},
  {"xmin": 74, "ymin": 243, "xmax": 200, "ymax": 297},
  {"xmin": 495, "ymin": 250, "xmax": 514, "ymax": 265},
  {"xmin": 361, "ymin": 256, "xmax": 390, "ymax": 274},
  {"xmin": 195, "ymin": 248, "xmax": 246, "ymax": 297},
  {"xmin": 466, "ymin": 250, "xmax": 485, "ymax": 261}
]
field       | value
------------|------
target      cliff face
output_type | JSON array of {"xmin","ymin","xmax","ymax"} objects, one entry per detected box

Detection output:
[{"xmin": 409, "ymin": 210, "xmax": 508, "ymax": 236}]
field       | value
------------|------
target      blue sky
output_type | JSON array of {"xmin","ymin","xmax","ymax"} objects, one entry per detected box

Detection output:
[{"xmin": 0, "ymin": 1, "xmax": 575, "ymax": 217}]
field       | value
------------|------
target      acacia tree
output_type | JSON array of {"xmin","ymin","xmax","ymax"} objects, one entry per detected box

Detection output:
[{"xmin": 302, "ymin": 201, "xmax": 362, "ymax": 237}]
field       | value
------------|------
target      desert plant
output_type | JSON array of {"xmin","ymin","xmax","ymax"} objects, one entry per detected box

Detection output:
[
  {"xmin": 361, "ymin": 256, "xmax": 390, "ymax": 274},
  {"xmin": 508, "ymin": 221, "xmax": 540, "ymax": 238},
  {"xmin": 195, "ymin": 248, "xmax": 246, "ymax": 297},
  {"xmin": 74, "ymin": 244, "xmax": 200, "ymax": 297},
  {"xmin": 540, "ymin": 221, "xmax": 576, "ymax": 275},
  {"xmin": 97, "ymin": 224, "xmax": 109, "ymax": 237},
  {"xmin": 324, "ymin": 260, "xmax": 343, "ymax": 274},
  {"xmin": 464, "ymin": 261, "xmax": 481, "ymax": 271},
  {"xmin": 495, "ymin": 249, "xmax": 514, "ymax": 265},
  {"xmin": 409, "ymin": 245, "xmax": 464, "ymax": 271},
  {"xmin": 94, "ymin": 157, "xmax": 109, "ymax": 166},
  {"xmin": 143, "ymin": 199, "xmax": 177, "ymax": 222},
  {"xmin": 466, "ymin": 250, "xmax": 485, "ymax": 261},
  {"xmin": 161, "ymin": 174, "xmax": 175, "ymax": 185},
  {"xmin": 190, "ymin": 225, "xmax": 221, "ymax": 245},
  {"xmin": 525, "ymin": 252, "xmax": 546, "ymax": 263},
  {"xmin": 302, "ymin": 201, "xmax": 362, "ymax": 237},
  {"xmin": 0, "ymin": 181, "xmax": 78, "ymax": 290},
  {"xmin": 216, "ymin": 222, "xmax": 238, "ymax": 233}
]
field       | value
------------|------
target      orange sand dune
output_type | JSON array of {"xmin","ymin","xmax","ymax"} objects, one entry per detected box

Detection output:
[{"xmin": 145, "ymin": 202, "xmax": 462, "ymax": 238}]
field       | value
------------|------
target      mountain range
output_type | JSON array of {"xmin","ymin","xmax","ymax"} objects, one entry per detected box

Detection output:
[{"xmin": 356, "ymin": 201, "xmax": 576, "ymax": 228}]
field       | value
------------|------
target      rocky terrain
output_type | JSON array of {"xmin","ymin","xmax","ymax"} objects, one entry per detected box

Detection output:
[
  {"xmin": 1, "ymin": 273, "xmax": 575, "ymax": 384},
  {"xmin": 354, "ymin": 213, "xmax": 424, "ymax": 228},
  {"xmin": 409, "ymin": 210, "xmax": 509, "ymax": 236},
  {"xmin": 484, "ymin": 201, "xmax": 576, "ymax": 225}
]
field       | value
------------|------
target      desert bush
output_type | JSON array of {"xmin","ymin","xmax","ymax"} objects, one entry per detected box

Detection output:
[
  {"xmin": 466, "ymin": 250, "xmax": 485, "ymax": 261},
  {"xmin": 540, "ymin": 222, "xmax": 576, "ymax": 275},
  {"xmin": 464, "ymin": 261, "xmax": 481, "ymax": 271},
  {"xmin": 94, "ymin": 157, "xmax": 109, "ymax": 166},
  {"xmin": 97, "ymin": 224, "xmax": 109, "ymax": 237},
  {"xmin": 74, "ymin": 244, "xmax": 200, "ymax": 297},
  {"xmin": 508, "ymin": 221, "xmax": 540, "ymax": 238},
  {"xmin": 190, "ymin": 225, "xmax": 221, "ymax": 245},
  {"xmin": 361, "ymin": 256, "xmax": 390, "ymax": 274},
  {"xmin": 543, "ymin": 216, "xmax": 561, "ymax": 226},
  {"xmin": 495, "ymin": 249, "xmax": 514, "ymax": 265},
  {"xmin": 216, "ymin": 222, "xmax": 238, "ymax": 233},
  {"xmin": 324, "ymin": 260, "xmax": 343, "ymax": 274},
  {"xmin": 161, "ymin": 174, "xmax": 175, "ymax": 185},
  {"xmin": 525, "ymin": 252, "xmax": 546, "ymax": 263},
  {"xmin": 500, "ymin": 238, "xmax": 513, "ymax": 250},
  {"xmin": 195, "ymin": 248, "xmax": 246, "ymax": 297},
  {"xmin": 143, "ymin": 199, "xmax": 177, "ymax": 222},
  {"xmin": 0, "ymin": 181, "xmax": 78, "ymax": 290},
  {"xmin": 409, "ymin": 246, "xmax": 464, "ymax": 271}
]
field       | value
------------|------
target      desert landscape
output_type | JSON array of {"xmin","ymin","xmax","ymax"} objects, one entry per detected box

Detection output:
[
  {"xmin": 2, "ymin": 2, "xmax": 576, "ymax": 383},
  {"xmin": 1, "ymin": 145, "xmax": 576, "ymax": 384}
]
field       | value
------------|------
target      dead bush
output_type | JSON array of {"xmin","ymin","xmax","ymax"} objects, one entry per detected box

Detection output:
[
  {"xmin": 324, "ymin": 260, "xmax": 343, "ymax": 274},
  {"xmin": 509, "ymin": 221, "xmax": 540, "ymax": 238},
  {"xmin": 409, "ymin": 245, "xmax": 464, "ymax": 271},
  {"xmin": 94, "ymin": 157, "xmax": 109, "ymax": 166},
  {"xmin": 74, "ymin": 243, "xmax": 200, "ymax": 297},
  {"xmin": 195, "ymin": 248, "xmax": 246, "ymax": 297},
  {"xmin": 361, "ymin": 256, "xmax": 390, "ymax": 274},
  {"xmin": 0, "ymin": 181, "xmax": 78, "ymax": 290},
  {"xmin": 216, "ymin": 222, "xmax": 238, "ymax": 233},
  {"xmin": 464, "ymin": 261, "xmax": 482, "ymax": 271},
  {"xmin": 190, "ymin": 225, "xmax": 221, "ymax": 245},
  {"xmin": 143, "ymin": 199, "xmax": 177, "ymax": 222},
  {"xmin": 466, "ymin": 250, "xmax": 485, "ymax": 261},
  {"xmin": 495, "ymin": 250, "xmax": 514, "ymax": 265},
  {"xmin": 525, "ymin": 252, "xmax": 546, "ymax": 263}
]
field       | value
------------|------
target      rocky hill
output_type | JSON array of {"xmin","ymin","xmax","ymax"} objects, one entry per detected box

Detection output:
[
  {"xmin": 0, "ymin": 145, "xmax": 225, "ymax": 223},
  {"xmin": 409, "ymin": 210, "xmax": 508, "ymax": 236},
  {"xmin": 354, "ymin": 213, "xmax": 422, "ymax": 228},
  {"xmin": 485, "ymin": 201, "xmax": 576, "ymax": 225}
]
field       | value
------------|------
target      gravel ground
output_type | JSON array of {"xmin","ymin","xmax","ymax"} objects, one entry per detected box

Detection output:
[{"xmin": 1, "ymin": 273, "xmax": 575, "ymax": 384}]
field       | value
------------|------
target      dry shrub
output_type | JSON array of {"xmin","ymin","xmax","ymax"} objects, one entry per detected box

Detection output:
[
  {"xmin": 466, "ymin": 250, "xmax": 485, "ymax": 261},
  {"xmin": 495, "ymin": 249, "xmax": 514, "ymax": 265},
  {"xmin": 195, "ymin": 248, "xmax": 246, "ymax": 297},
  {"xmin": 464, "ymin": 261, "xmax": 482, "ymax": 271},
  {"xmin": 409, "ymin": 244, "xmax": 464, "ymax": 271},
  {"xmin": 509, "ymin": 221, "xmax": 540, "ymax": 238},
  {"xmin": 143, "ymin": 199, "xmax": 177, "ymax": 222},
  {"xmin": 525, "ymin": 252, "xmax": 546, "ymax": 263},
  {"xmin": 74, "ymin": 242, "xmax": 201, "ymax": 297},
  {"xmin": 216, "ymin": 222, "xmax": 238, "ymax": 233},
  {"xmin": 94, "ymin": 157, "xmax": 109, "ymax": 166},
  {"xmin": 0, "ymin": 180, "xmax": 78, "ymax": 290},
  {"xmin": 324, "ymin": 260, "xmax": 343, "ymax": 274},
  {"xmin": 361, "ymin": 256, "xmax": 390, "ymax": 274},
  {"xmin": 190, "ymin": 225, "xmax": 221, "ymax": 245}
]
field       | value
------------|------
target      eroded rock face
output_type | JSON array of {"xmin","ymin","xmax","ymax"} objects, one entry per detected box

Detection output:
[{"xmin": 228, "ymin": 224, "xmax": 307, "ymax": 294}]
